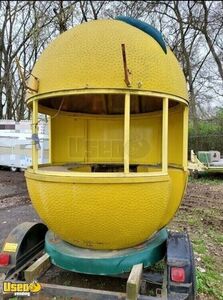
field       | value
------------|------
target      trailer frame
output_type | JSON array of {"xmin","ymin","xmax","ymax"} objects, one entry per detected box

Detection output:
[{"xmin": 0, "ymin": 222, "xmax": 196, "ymax": 300}]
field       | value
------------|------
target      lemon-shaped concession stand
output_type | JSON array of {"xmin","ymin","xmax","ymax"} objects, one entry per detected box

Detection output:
[{"xmin": 25, "ymin": 17, "xmax": 189, "ymax": 274}]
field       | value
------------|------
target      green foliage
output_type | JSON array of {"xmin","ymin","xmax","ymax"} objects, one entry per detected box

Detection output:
[
  {"xmin": 193, "ymin": 239, "xmax": 223, "ymax": 299},
  {"xmin": 148, "ymin": 259, "xmax": 165, "ymax": 273},
  {"xmin": 189, "ymin": 107, "xmax": 223, "ymax": 136},
  {"xmin": 193, "ymin": 239, "xmax": 206, "ymax": 254},
  {"xmin": 196, "ymin": 269, "xmax": 223, "ymax": 300},
  {"xmin": 216, "ymin": 107, "xmax": 223, "ymax": 119},
  {"xmin": 189, "ymin": 121, "xmax": 222, "ymax": 136},
  {"xmin": 189, "ymin": 108, "xmax": 223, "ymax": 153}
]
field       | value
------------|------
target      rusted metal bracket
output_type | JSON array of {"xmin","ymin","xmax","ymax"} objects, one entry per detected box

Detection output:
[
  {"xmin": 15, "ymin": 57, "xmax": 39, "ymax": 93},
  {"xmin": 121, "ymin": 44, "xmax": 131, "ymax": 87}
]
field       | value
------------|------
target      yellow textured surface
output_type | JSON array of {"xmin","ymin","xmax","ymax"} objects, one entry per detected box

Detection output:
[
  {"xmin": 159, "ymin": 168, "xmax": 188, "ymax": 228},
  {"xmin": 51, "ymin": 112, "xmax": 162, "ymax": 164},
  {"xmin": 26, "ymin": 176, "xmax": 170, "ymax": 249},
  {"xmin": 25, "ymin": 19, "xmax": 189, "ymax": 250},
  {"xmin": 27, "ymin": 104, "xmax": 187, "ymax": 250},
  {"xmin": 168, "ymin": 106, "xmax": 184, "ymax": 165},
  {"xmin": 25, "ymin": 168, "xmax": 186, "ymax": 249},
  {"xmin": 27, "ymin": 20, "xmax": 188, "ymax": 104}
]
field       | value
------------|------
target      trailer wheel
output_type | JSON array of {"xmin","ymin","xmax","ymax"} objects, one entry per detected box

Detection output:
[
  {"xmin": 0, "ymin": 222, "xmax": 48, "ymax": 279},
  {"xmin": 166, "ymin": 231, "xmax": 196, "ymax": 299}
]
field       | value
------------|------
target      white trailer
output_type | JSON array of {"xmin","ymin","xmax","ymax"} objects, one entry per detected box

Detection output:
[{"xmin": 0, "ymin": 120, "xmax": 48, "ymax": 171}]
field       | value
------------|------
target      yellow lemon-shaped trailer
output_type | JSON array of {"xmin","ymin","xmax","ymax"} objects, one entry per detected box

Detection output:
[{"xmin": 25, "ymin": 19, "xmax": 189, "ymax": 250}]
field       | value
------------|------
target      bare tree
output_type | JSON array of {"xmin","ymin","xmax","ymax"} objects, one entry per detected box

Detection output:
[
  {"xmin": 0, "ymin": 0, "xmax": 222, "ymax": 123},
  {"xmin": 0, "ymin": 1, "xmax": 55, "ymax": 120},
  {"xmin": 190, "ymin": 1, "xmax": 223, "ymax": 81},
  {"xmin": 53, "ymin": 1, "xmax": 78, "ymax": 33},
  {"xmin": 78, "ymin": 1, "xmax": 107, "ymax": 22},
  {"xmin": 147, "ymin": 1, "xmax": 222, "ymax": 128}
]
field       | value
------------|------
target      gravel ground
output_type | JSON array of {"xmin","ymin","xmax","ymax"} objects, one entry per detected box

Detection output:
[{"xmin": 0, "ymin": 169, "xmax": 40, "ymax": 247}]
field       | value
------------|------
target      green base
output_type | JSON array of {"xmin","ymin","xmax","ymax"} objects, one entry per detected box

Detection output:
[{"xmin": 45, "ymin": 229, "xmax": 168, "ymax": 275}]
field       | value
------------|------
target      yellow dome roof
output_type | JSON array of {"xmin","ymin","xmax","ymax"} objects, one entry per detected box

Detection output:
[{"xmin": 27, "ymin": 19, "xmax": 188, "ymax": 103}]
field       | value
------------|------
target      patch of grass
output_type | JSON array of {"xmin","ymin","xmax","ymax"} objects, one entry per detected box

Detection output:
[
  {"xmin": 207, "ymin": 229, "xmax": 223, "ymax": 246},
  {"xmin": 193, "ymin": 239, "xmax": 207, "ymax": 255},
  {"xmin": 196, "ymin": 253, "xmax": 223, "ymax": 300},
  {"xmin": 192, "ymin": 239, "xmax": 223, "ymax": 299},
  {"xmin": 187, "ymin": 215, "xmax": 200, "ymax": 226},
  {"xmin": 189, "ymin": 173, "xmax": 223, "ymax": 185},
  {"xmin": 148, "ymin": 259, "xmax": 165, "ymax": 273},
  {"xmin": 214, "ymin": 234, "xmax": 223, "ymax": 245},
  {"xmin": 196, "ymin": 269, "xmax": 223, "ymax": 300}
]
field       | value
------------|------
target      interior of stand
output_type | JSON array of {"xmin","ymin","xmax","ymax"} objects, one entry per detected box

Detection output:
[
  {"xmin": 32, "ymin": 93, "xmax": 187, "ymax": 174},
  {"xmin": 39, "ymin": 94, "xmax": 178, "ymax": 115}
]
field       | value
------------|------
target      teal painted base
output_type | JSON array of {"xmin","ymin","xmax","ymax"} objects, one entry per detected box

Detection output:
[{"xmin": 45, "ymin": 229, "xmax": 168, "ymax": 275}]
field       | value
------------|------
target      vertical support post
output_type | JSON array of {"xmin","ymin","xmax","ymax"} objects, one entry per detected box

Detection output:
[
  {"xmin": 32, "ymin": 99, "xmax": 38, "ymax": 171},
  {"xmin": 126, "ymin": 263, "xmax": 143, "ymax": 300},
  {"xmin": 162, "ymin": 97, "xmax": 168, "ymax": 173},
  {"xmin": 48, "ymin": 116, "xmax": 52, "ymax": 164},
  {"xmin": 182, "ymin": 106, "xmax": 189, "ymax": 171},
  {"xmin": 124, "ymin": 93, "xmax": 130, "ymax": 174}
]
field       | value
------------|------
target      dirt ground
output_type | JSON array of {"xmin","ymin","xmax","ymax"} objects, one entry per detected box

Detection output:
[{"xmin": 0, "ymin": 169, "xmax": 222, "ymax": 299}]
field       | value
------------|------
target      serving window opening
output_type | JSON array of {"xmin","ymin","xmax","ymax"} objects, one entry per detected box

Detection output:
[{"xmin": 31, "ymin": 92, "xmax": 188, "ymax": 176}]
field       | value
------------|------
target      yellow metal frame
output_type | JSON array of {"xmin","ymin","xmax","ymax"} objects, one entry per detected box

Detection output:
[
  {"xmin": 27, "ymin": 88, "xmax": 188, "ymax": 108},
  {"xmin": 26, "ymin": 171, "xmax": 169, "ymax": 183},
  {"xmin": 182, "ymin": 106, "xmax": 189, "ymax": 171},
  {"xmin": 31, "ymin": 91, "xmax": 188, "ymax": 178},
  {"xmin": 32, "ymin": 99, "xmax": 38, "ymax": 171},
  {"xmin": 48, "ymin": 116, "xmax": 52, "ymax": 164},
  {"xmin": 124, "ymin": 93, "xmax": 130, "ymax": 174},
  {"xmin": 162, "ymin": 97, "xmax": 168, "ymax": 173}
]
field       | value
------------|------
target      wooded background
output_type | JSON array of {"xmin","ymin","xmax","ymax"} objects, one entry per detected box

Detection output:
[{"xmin": 0, "ymin": 1, "xmax": 222, "ymax": 148}]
